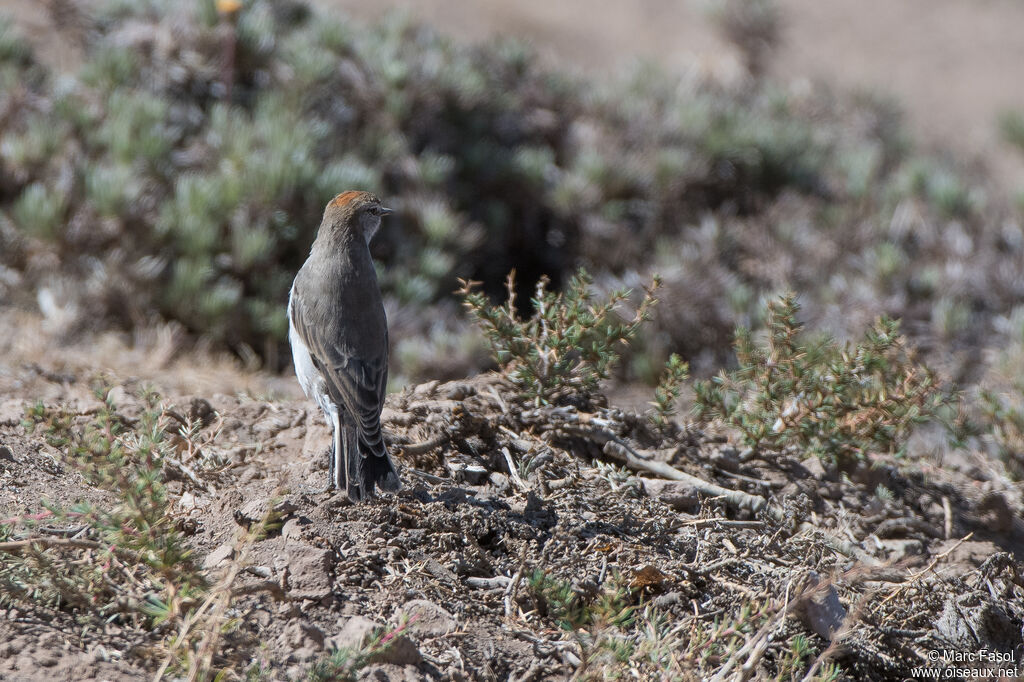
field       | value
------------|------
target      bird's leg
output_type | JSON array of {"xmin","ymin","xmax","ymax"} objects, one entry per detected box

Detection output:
[
  {"xmin": 332, "ymin": 409, "xmax": 344, "ymax": 491},
  {"xmin": 326, "ymin": 440, "xmax": 336, "ymax": 493},
  {"xmin": 308, "ymin": 408, "xmax": 341, "ymax": 495}
]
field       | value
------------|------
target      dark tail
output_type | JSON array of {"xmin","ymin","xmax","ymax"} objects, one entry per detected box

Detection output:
[{"xmin": 333, "ymin": 418, "xmax": 401, "ymax": 502}]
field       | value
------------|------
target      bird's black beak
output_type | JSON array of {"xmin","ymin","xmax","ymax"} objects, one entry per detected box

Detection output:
[{"xmin": 379, "ymin": 206, "xmax": 394, "ymax": 216}]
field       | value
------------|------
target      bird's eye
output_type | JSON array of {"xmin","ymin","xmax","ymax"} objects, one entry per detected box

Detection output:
[{"xmin": 369, "ymin": 206, "xmax": 382, "ymax": 216}]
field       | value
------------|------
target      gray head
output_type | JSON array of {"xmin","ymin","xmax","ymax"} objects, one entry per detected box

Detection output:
[{"xmin": 320, "ymin": 191, "xmax": 393, "ymax": 244}]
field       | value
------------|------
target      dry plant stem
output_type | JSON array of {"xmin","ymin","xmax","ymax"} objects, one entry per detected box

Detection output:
[
  {"xmin": 466, "ymin": 576, "xmax": 511, "ymax": 589},
  {"xmin": 400, "ymin": 432, "xmax": 451, "ymax": 456},
  {"xmin": 942, "ymin": 496, "xmax": 953, "ymax": 539},
  {"xmin": 875, "ymin": 532, "xmax": 974, "ymax": 611},
  {"xmin": 681, "ymin": 518, "xmax": 765, "ymax": 529},
  {"xmin": 153, "ymin": 498, "xmax": 280, "ymax": 682},
  {"xmin": 708, "ymin": 609, "xmax": 784, "ymax": 682},
  {"xmin": 601, "ymin": 440, "xmax": 773, "ymax": 517},
  {"xmin": 0, "ymin": 537, "xmax": 142, "ymax": 564},
  {"xmin": 165, "ymin": 456, "xmax": 210, "ymax": 491},
  {"xmin": 504, "ymin": 544, "xmax": 529, "ymax": 618},
  {"xmin": 603, "ymin": 439, "xmax": 881, "ymax": 565},
  {"xmin": 406, "ymin": 467, "xmax": 447, "ymax": 484},
  {"xmin": 502, "ymin": 447, "xmax": 530, "ymax": 492},
  {"xmin": 795, "ymin": 524, "xmax": 882, "ymax": 567}
]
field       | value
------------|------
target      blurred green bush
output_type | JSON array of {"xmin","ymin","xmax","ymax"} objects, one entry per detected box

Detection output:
[{"xmin": 0, "ymin": 2, "xmax": 1020, "ymax": 395}]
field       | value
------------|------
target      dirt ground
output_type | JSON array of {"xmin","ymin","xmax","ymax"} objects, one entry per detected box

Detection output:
[{"xmin": 1, "ymin": 307, "xmax": 1023, "ymax": 680}]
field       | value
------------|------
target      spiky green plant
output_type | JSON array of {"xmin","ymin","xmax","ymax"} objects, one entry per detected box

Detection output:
[
  {"xmin": 5, "ymin": 386, "xmax": 205, "ymax": 620},
  {"xmin": 694, "ymin": 294, "xmax": 954, "ymax": 464},
  {"xmin": 650, "ymin": 353, "xmax": 690, "ymax": 427},
  {"xmin": 459, "ymin": 268, "xmax": 659, "ymax": 403}
]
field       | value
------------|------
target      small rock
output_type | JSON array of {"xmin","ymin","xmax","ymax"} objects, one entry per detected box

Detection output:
[
  {"xmin": 935, "ymin": 596, "xmax": 1018, "ymax": 652},
  {"xmin": 641, "ymin": 479, "xmax": 699, "ymax": 511},
  {"xmin": 0, "ymin": 399, "xmax": 25, "ymax": 427},
  {"xmin": 283, "ymin": 621, "xmax": 325, "ymax": 649},
  {"xmin": 381, "ymin": 407, "xmax": 414, "ymax": 427},
  {"xmin": 235, "ymin": 496, "xmax": 298, "ymax": 527},
  {"xmin": 423, "ymin": 559, "xmax": 458, "ymax": 585},
  {"xmin": 282, "ymin": 517, "xmax": 304, "ymax": 540},
  {"xmin": 368, "ymin": 636, "xmax": 421, "ymax": 666},
  {"xmin": 976, "ymin": 492, "xmax": 1014, "ymax": 533},
  {"xmin": 328, "ymin": 615, "xmax": 378, "ymax": 651},
  {"xmin": 463, "ymin": 464, "xmax": 488, "ymax": 485},
  {"xmin": 36, "ymin": 654, "xmax": 58, "ymax": 668},
  {"xmin": 798, "ymin": 573, "xmax": 847, "ymax": 640},
  {"xmin": 653, "ymin": 591, "xmax": 682, "ymax": 608},
  {"xmin": 489, "ymin": 472, "xmax": 510, "ymax": 493},
  {"xmin": 445, "ymin": 383, "xmax": 476, "ymax": 400},
  {"xmin": 286, "ymin": 545, "xmax": 334, "ymax": 601},
  {"xmin": 394, "ymin": 600, "xmax": 457, "ymax": 638},
  {"xmin": 710, "ymin": 448, "xmax": 740, "ymax": 472},
  {"xmin": 410, "ymin": 381, "xmax": 440, "ymax": 398},
  {"xmin": 202, "ymin": 543, "xmax": 235, "ymax": 570},
  {"xmin": 800, "ymin": 456, "xmax": 827, "ymax": 480},
  {"xmin": 250, "ymin": 608, "xmax": 273, "ymax": 628},
  {"xmin": 0, "ymin": 445, "xmax": 15, "ymax": 463}
]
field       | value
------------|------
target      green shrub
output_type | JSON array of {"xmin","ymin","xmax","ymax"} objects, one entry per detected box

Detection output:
[
  {"xmin": 6, "ymin": 386, "xmax": 204, "ymax": 618},
  {"xmin": 693, "ymin": 294, "xmax": 954, "ymax": 464},
  {"xmin": 459, "ymin": 268, "xmax": 659, "ymax": 403},
  {"xmin": 998, "ymin": 110, "xmax": 1024, "ymax": 155},
  {"xmin": 0, "ymin": 17, "xmax": 33, "ymax": 67},
  {"xmin": 649, "ymin": 353, "xmax": 690, "ymax": 426},
  {"xmin": 12, "ymin": 183, "xmax": 64, "ymax": 240}
]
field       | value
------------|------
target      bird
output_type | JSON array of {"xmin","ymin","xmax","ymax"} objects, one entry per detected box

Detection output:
[{"xmin": 288, "ymin": 190, "xmax": 401, "ymax": 501}]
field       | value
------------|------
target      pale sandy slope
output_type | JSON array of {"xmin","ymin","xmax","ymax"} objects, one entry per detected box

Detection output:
[{"xmin": 321, "ymin": 0, "xmax": 1024, "ymax": 188}]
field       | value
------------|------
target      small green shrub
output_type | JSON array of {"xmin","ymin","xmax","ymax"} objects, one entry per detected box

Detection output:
[
  {"xmin": 975, "ymin": 308, "xmax": 1024, "ymax": 478},
  {"xmin": 459, "ymin": 268, "xmax": 659, "ymax": 403},
  {"xmin": 305, "ymin": 621, "xmax": 411, "ymax": 682},
  {"xmin": 998, "ymin": 110, "xmax": 1024, "ymax": 155},
  {"xmin": 693, "ymin": 294, "xmax": 953, "ymax": 464},
  {"xmin": 12, "ymin": 183, "xmax": 65, "ymax": 240},
  {"xmin": 0, "ymin": 17, "xmax": 33, "ymax": 67},
  {"xmin": 528, "ymin": 570, "xmax": 635, "ymax": 633},
  {"xmin": 5, "ymin": 386, "xmax": 205, "ymax": 620},
  {"xmin": 525, "ymin": 569, "xmax": 842, "ymax": 680},
  {"xmin": 979, "ymin": 390, "xmax": 1024, "ymax": 479},
  {"xmin": 649, "ymin": 353, "xmax": 690, "ymax": 426}
]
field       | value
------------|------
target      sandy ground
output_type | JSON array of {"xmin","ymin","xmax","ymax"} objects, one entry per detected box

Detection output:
[{"xmin": 1, "ymin": 338, "xmax": 1022, "ymax": 680}]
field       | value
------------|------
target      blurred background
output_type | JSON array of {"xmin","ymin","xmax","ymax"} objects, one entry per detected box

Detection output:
[{"xmin": 3, "ymin": 0, "xmax": 1024, "ymax": 470}]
